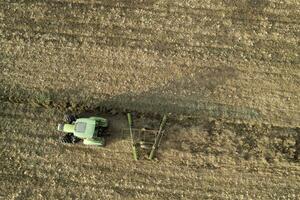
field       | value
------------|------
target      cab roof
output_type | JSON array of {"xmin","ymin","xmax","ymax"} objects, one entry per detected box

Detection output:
[{"xmin": 74, "ymin": 118, "xmax": 96, "ymax": 138}]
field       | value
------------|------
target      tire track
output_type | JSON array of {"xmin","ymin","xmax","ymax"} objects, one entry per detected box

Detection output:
[{"xmin": 2, "ymin": 28, "xmax": 299, "ymax": 65}]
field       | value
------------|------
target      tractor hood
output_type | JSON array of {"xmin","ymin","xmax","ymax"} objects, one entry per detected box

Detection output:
[{"xmin": 57, "ymin": 123, "xmax": 75, "ymax": 133}]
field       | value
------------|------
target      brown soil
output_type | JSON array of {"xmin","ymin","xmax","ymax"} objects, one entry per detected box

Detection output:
[{"xmin": 1, "ymin": 0, "xmax": 300, "ymax": 199}]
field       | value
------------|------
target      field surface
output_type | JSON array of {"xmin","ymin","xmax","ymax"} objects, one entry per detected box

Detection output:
[{"xmin": 0, "ymin": 0, "xmax": 300, "ymax": 199}]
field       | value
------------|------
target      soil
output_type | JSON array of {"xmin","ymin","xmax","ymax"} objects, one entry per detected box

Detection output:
[{"xmin": 0, "ymin": 0, "xmax": 300, "ymax": 199}]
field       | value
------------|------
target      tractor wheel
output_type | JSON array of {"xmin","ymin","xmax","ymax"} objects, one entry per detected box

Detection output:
[
  {"xmin": 61, "ymin": 133, "xmax": 81, "ymax": 144},
  {"xmin": 71, "ymin": 135, "xmax": 81, "ymax": 143},
  {"xmin": 64, "ymin": 114, "xmax": 76, "ymax": 124},
  {"xmin": 97, "ymin": 127, "xmax": 109, "ymax": 137},
  {"xmin": 61, "ymin": 133, "xmax": 73, "ymax": 143}
]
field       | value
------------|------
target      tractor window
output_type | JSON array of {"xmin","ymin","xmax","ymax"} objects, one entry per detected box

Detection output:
[{"xmin": 75, "ymin": 122, "xmax": 87, "ymax": 133}]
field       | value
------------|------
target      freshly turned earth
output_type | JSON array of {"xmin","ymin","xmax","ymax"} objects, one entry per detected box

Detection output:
[{"xmin": 0, "ymin": 0, "xmax": 299, "ymax": 199}]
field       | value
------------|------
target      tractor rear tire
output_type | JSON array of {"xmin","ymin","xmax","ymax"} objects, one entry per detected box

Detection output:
[{"xmin": 97, "ymin": 127, "xmax": 109, "ymax": 137}]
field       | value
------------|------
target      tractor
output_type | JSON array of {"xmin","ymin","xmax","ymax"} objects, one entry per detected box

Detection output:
[{"xmin": 57, "ymin": 114, "xmax": 109, "ymax": 146}]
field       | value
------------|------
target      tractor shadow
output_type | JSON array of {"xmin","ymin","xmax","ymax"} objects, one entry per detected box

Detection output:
[{"xmin": 93, "ymin": 65, "xmax": 260, "ymax": 122}]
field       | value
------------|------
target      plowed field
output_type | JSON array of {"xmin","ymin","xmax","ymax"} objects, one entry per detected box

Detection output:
[{"xmin": 1, "ymin": 0, "xmax": 299, "ymax": 199}]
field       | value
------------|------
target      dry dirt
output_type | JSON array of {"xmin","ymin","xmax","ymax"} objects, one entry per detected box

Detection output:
[
  {"xmin": 0, "ymin": 0, "xmax": 300, "ymax": 199},
  {"xmin": 1, "ymin": 102, "xmax": 300, "ymax": 199}
]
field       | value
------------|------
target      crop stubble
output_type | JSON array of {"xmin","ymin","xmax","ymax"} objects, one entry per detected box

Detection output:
[
  {"xmin": 0, "ymin": 0, "xmax": 300, "ymax": 199},
  {"xmin": 0, "ymin": 0, "xmax": 299, "ymax": 126}
]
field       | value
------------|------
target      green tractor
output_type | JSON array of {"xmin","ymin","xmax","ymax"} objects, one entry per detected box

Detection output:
[{"xmin": 57, "ymin": 114, "xmax": 109, "ymax": 146}]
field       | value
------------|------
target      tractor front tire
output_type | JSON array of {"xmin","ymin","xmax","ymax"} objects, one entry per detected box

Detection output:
[
  {"xmin": 61, "ymin": 133, "xmax": 81, "ymax": 144},
  {"xmin": 64, "ymin": 114, "xmax": 76, "ymax": 124}
]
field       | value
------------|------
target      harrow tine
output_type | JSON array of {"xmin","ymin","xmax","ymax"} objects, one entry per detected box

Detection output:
[
  {"xmin": 127, "ymin": 113, "xmax": 138, "ymax": 161},
  {"xmin": 149, "ymin": 115, "xmax": 167, "ymax": 160}
]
